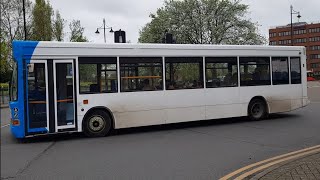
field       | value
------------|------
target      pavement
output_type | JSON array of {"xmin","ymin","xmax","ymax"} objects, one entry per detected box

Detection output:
[
  {"xmin": 307, "ymin": 81, "xmax": 320, "ymax": 88},
  {"xmin": 254, "ymin": 151, "xmax": 320, "ymax": 180},
  {"xmin": 0, "ymin": 95, "xmax": 9, "ymax": 108},
  {"xmin": 220, "ymin": 145, "xmax": 320, "ymax": 179}
]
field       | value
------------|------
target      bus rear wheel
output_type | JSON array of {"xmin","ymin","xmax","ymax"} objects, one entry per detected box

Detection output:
[
  {"xmin": 248, "ymin": 99, "xmax": 268, "ymax": 121},
  {"xmin": 83, "ymin": 110, "xmax": 112, "ymax": 137}
]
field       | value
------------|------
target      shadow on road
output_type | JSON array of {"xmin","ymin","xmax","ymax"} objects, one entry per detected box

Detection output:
[{"xmin": 17, "ymin": 113, "xmax": 300, "ymax": 144}]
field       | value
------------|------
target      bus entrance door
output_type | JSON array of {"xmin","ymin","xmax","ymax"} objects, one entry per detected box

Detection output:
[
  {"xmin": 27, "ymin": 61, "xmax": 49, "ymax": 134},
  {"xmin": 53, "ymin": 60, "xmax": 76, "ymax": 132}
]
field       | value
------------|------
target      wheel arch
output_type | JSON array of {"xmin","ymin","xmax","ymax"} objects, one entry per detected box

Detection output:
[
  {"xmin": 248, "ymin": 96, "xmax": 270, "ymax": 115},
  {"xmin": 82, "ymin": 106, "xmax": 115, "ymax": 130}
]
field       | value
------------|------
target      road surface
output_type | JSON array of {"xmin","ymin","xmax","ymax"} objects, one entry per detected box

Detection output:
[{"xmin": 1, "ymin": 87, "xmax": 319, "ymax": 179}]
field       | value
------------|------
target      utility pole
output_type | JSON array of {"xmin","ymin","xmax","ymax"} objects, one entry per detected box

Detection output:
[
  {"xmin": 22, "ymin": 0, "xmax": 27, "ymax": 40},
  {"xmin": 290, "ymin": 5, "xmax": 301, "ymax": 46}
]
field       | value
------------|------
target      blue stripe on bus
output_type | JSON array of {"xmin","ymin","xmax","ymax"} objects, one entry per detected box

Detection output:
[{"xmin": 10, "ymin": 41, "xmax": 39, "ymax": 138}]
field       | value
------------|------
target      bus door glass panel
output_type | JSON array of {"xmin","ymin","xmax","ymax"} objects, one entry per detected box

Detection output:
[
  {"xmin": 27, "ymin": 62, "xmax": 48, "ymax": 129},
  {"xmin": 55, "ymin": 62, "xmax": 75, "ymax": 128}
]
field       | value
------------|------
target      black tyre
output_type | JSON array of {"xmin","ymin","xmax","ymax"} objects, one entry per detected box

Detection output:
[
  {"xmin": 248, "ymin": 99, "xmax": 268, "ymax": 121},
  {"xmin": 83, "ymin": 110, "xmax": 112, "ymax": 137}
]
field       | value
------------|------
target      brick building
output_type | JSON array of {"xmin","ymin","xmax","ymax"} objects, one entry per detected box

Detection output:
[{"xmin": 269, "ymin": 22, "xmax": 320, "ymax": 77}]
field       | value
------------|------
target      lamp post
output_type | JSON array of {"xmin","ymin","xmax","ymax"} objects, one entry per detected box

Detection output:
[
  {"xmin": 290, "ymin": 5, "xmax": 301, "ymax": 46},
  {"xmin": 22, "ymin": 0, "xmax": 27, "ymax": 40},
  {"xmin": 95, "ymin": 18, "xmax": 113, "ymax": 43}
]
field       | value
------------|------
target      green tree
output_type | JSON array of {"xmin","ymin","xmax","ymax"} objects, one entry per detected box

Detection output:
[
  {"xmin": 1, "ymin": 0, "xmax": 33, "ymax": 42},
  {"xmin": 52, "ymin": 10, "xmax": 65, "ymax": 41},
  {"xmin": 139, "ymin": 0, "xmax": 266, "ymax": 45},
  {"xmin": 0, "ymin": 37, "xmax": 11, "ymax": 83},
  {"xmin": 32, "ymin": 0, "xmax": 53, "ymax": 41},
  {"xmin": 69, "ymin": 20, "xmax": 88, "ymax": 42},
  {"xmin": 1, "ymin": 0, "xmax": 33, "ymax": 72}
]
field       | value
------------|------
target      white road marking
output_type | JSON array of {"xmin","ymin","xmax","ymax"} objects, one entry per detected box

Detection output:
[{"xmin": 1, "ymin": 124, "xmax": 10, "ymax": 128}]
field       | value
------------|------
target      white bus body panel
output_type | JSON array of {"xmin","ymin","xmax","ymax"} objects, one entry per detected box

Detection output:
[{"xmin": 30, "ymin": 42, "xmax": 307, "ymax": 131}]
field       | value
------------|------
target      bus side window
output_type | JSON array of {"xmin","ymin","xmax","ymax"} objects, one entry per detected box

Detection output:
[
  {"xmin": 78, "ymin": 57, "xmax": 118, "ymax": 94},
  {"xmin": 165, "ymin": 57, "xmax": 204, "ymax": 90},
  {"xmin": 119, "ymin": 57, "xmax": 163, "ymax": 92},
  {"xmin": 205, "ymin": 57, "xmax": 238, "ymax": 88},
  {"xmin": 290, "ymin": 57, "xmax": 301, "ymax": 84},
  {"xmin": 240, "ymin": 57, "xmax": 271, "ymax": 86},
  {"xmin": 272, "ymin": 57, "xmax": 289, "ymax": 85}
]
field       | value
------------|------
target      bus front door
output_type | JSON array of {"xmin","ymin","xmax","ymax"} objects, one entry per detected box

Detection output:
[{"xmin": 27, "ymin": 61, "xmax": 49, "ymax": 134}]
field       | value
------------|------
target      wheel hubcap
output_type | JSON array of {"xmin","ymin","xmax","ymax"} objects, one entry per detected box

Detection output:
[
  {"xmin": 89, "ymin": 116, "xmax": 105, "ymax": 132},
  {"xmin": 251, "ymin": 103, "xmax": 263, "ymax": 118}
]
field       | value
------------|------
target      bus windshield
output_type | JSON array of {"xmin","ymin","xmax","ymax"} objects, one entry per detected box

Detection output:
[{"xmin": 10, "ymin": 62, "xmax": 18, "ymax": 101}]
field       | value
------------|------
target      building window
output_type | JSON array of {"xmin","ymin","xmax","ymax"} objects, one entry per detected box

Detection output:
[
  {"xmin": 269, "ymin": 41, "xmax": 277, "ymax": 45},
  {"xmin": 294, "ymin": 38, "xmax": 307, "ymax": 43},
  {"xmin": 278, "ymin": 31, "xmax": 291, "ymax": 37},
  {"xmin": 309, "ymin": 28, "xmax": 320, "ymax": 33},
  {"xmin": 310, "ymin": 46, "xmax": 320, "ymax": 51},
  {"xmin": 240, "ymin": 57, "xmax": 271, "ymax": 86},
  {"xmin": 278, "ymin": 40, "xmax": 291, "ymax": 45},
  {"xmin": 311, "ymin": 63, "xmax": 320, "ymax": 68},
  {"xmin": 79, "ymin": 57, "xmax": 118, "ymax": 94},
  {"xmin": 272, "ymin": 57, "xmax": 289, "ymax": 85},
  {"xmin": 290, "ymin": 57, "xmax": 301, "ymax": 84},
  {"xmin": 205, "ymin": 57, "xmax": 238, "ymax": 88},
  {"xmin": 165, "ymin": 57, "xmax": 203, "ymax": 90},
  {"xmin": 293, "ymin": 29, "xmax": 306, "ymax": 35},
  {"xmin": 269, "ymin": 32, "xmax": 277, "ymax": 37},
  {"xmin": 310, "ymin": 54, "xmax": 320, "ymax": 59},
  {"xmin": 120, "ymin": 57, "xmax": 163, "ymax": 92},
  {"xmin": 309, "ymin": 37, "xmax": 320, "ymax": 42}
]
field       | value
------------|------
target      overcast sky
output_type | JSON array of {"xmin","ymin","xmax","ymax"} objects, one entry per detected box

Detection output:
[{"xmin": 42, "ymin": 0, "xmax": 320, "ymax": 43}]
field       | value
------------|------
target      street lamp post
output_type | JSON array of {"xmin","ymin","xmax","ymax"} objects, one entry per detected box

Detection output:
[
  {"xmin": 95, "ymin": 18, "xmax": 113, "ymax": 43},
  {"xmin": 22, "ymin": 0, "xmax": 27, "ymax": 40},
  {"xmin": 290, "ymin": 5, "xmax": 301, "ymax": 46}
]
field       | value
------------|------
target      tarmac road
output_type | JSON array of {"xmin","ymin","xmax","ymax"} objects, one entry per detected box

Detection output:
[{"xmin": 1, "ymin": 87, "xmax": 320, "ymax": 180}]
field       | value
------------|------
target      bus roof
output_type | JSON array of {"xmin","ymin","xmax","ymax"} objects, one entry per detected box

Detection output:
[
  {"xmin": 13, "ymin": 40, "xmax": 304, "ymax": 51},
  {"xmin": 12, "ymin": 40, "xmax": 305, "ymax": 63}
]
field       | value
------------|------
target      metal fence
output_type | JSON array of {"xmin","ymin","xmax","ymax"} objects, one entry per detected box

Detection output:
[{"xmin": 0, "ymin": 84, "xmax": 9, "ymax": 106}]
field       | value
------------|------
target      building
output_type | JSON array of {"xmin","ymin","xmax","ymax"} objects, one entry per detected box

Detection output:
[{"xmin": 269, "ymin": 22, "xmax": 320, "ymax": 77}]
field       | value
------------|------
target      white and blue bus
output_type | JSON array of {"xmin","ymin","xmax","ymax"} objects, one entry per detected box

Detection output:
[{"xmin": 9, "ymin": 41, "xmax": 309, "ymax": 138}]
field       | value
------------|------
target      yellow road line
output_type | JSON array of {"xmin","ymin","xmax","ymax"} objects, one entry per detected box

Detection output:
[
  {"xmin": 220, "ymin": 145, "xmax": 320, "ymax": 180},
  {"xmin": 235, "ymin": 147, "xmax": 320, "ymax": 179}
]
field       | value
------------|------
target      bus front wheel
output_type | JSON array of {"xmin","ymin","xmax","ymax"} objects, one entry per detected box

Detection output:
[
  {"xmin": 248, "ymin": 98, "xmax": 268, "ymax": 121},
  {"xmin": 83, "ymin": 110, "xmax": 112, "ymax": 137}
]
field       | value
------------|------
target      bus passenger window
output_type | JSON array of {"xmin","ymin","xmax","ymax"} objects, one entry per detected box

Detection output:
[
  {"xmin": 205, "ymin": 57, "xmax": 238, "ymax": 88},
  {"xmin": 79, "ymin": 57, "xmax": 118, "ymax": 94},
  {"xmin": 290, "ymin": 57, "xmax": 301, "ymax": 84},
  {"xmin": 165, "ymin": 57, "xmax": 204, "ymax": 90},
  {"xmin": 240, "ymin": 57, "xmax": 271, "ymax": 86},
  {"xmin": 120, "ymin": 57, "xmax": 163, "ymax": 92},
  {"xmin": 272, "ymin": 57, "xmax": 289, "ymax": 85}
]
